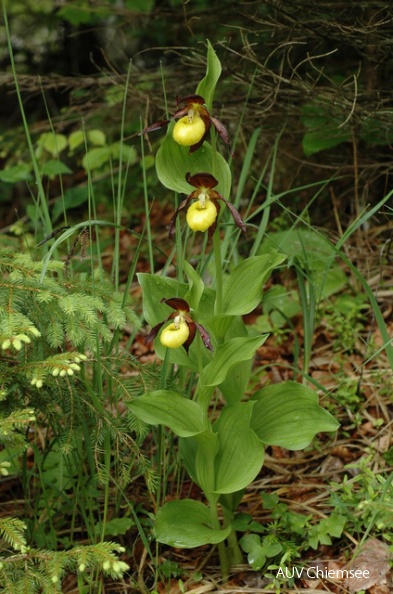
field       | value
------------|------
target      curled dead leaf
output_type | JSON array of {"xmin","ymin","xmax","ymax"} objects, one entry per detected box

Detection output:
[{"xmin": 344, "ymin": 538, "xmax": 392, "ymax": 593}]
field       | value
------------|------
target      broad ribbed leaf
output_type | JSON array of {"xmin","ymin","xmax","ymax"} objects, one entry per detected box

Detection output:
[
  {"xmin": 202, "ymin": 335, "xmax": 267, "ymax": 387},
  {"xmin": 196, "ymin": 40, "xmax": 222, "ymax": 111},
  {"xmin": 213, "ymin": 403, "xmax": 264, "ymax": 494},
  {"xmin": 128, "ymin": 390, "xmax": 207, "ymax": 437},
  {"xmin": 216, "ymin": 314, "xmax": 252, "ymax": 402},
  {"xmin": 137, "ymin": 272, "xmax": 215, "ymax": 369},
  {"xmin": 194, "ymin": 430, "xmax": 219, "ymax": 494},
  {"xmin": 155, "ymin": 126, "xmax": 231, "ymax": 197},
  {"xmin": 137, "ymin": 273, "xmax": 188, "ymax": 326},
  {"xmin": 183, "ymin": 260, "xmax": 205, "ymax": 311},
  {"xmin": 155, "ymin": 499, "xmax": 231, "ymax": 548},
  {"xmin": 137, "ymin": 272, "xmax": 215, "ymax": 326},
  {"xmin": 179, "ymin": 432, "xmax": 218, "ymax": 492},
  {"xmin": 222, "ymin": 253, "xmax": 286, "ymax": 316},
  {"xmin": 219, "ymin": 358, "xmax": 254, "ymax": 404},
  {"xmin": 250, "ymin": 381, "xmax": 339, "ymax": 449}
]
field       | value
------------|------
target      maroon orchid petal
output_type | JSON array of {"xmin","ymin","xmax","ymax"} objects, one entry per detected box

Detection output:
[
  {"xmin": 140, "ymin": 119, "xmax": 170, "ymax": 135},
  {"xmin": 215, "ymin": 193, "xmax": 247, "ymax": 233},
  {"xmin": 194, "ymin": 321, "xmax": 213, "ymax": 352},
  {"xmin": 182, "ymin": 321, "xmax": 197, "ymax": 354},
  {"xmin": 161, "ymin": 297, "xmax": 190, "ymax": 312},
  {"xmin": 144, "ymin": 320, "xmax": 166, "ymax": 344},
  {"xmin": 177, "ymin": 94, "xmax": 206, "ymax": 106},
  {"xmin": 168, "ymin": 193, "xmax": 197, "ymax": 237},
  {"xmin": 188, "ymin": 115, "xmax": 211, "ymax": 154},
  {"xmin": 171, "ymin": 105, "xmax": 190, "ymax": 120},
  {"xmin": 207, "ymin": 198, "xmax": 221, "ymax": 238},
  {"xmin": 144, "ymin": 310, "xmax": 179, "ymax": 343},
  {"xmin": 210, "ymin": 115, "xmax": 232, "ymax": 149},
  {"xmin": 186, "ymin": 172, "xmax": 218, "ymax": 189},
  {"xmin": 188, "ymin": 135, "xmax": 207, "ymax": 154}
]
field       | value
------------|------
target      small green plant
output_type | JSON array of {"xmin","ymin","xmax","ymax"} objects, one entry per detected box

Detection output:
[
  {"xmin": 323, "ymin": 293, "xmax": 369, "ymax": 353},
  {"xmin": 329, "ymin": 456, "xmax": 393, "ymax": 541},
  {"xmin": 129, "ymin": 42, "xmax": 339, "ymax": 579},
  {"xmin": 233, "ymin": 492, "xmax": 346, "ymax": 573},
  {"xmin": 259, "ymin": 227, "xmax": 348, "ymax": 376}
]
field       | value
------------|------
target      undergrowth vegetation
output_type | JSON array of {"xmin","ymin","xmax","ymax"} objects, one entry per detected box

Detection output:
[{"xmin": 1, "ymin": 2, "xmax": 393, "ymax": 594}]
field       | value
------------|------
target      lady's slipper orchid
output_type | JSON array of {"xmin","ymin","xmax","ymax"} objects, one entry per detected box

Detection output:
[
  {"xmin": 169, "ymin": 172, "xmax": 247, "ymax": 237},
  {"xmin": 144, "ymin": 297, "xmax": 212, "ymax": 354},
  {"xmin": 141, "ymin": 95, "xmax": 231, "ymax": 154}
]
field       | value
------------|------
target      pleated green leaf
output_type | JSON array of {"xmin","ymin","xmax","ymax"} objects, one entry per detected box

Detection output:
[
  {"xmin": 155, "ymin": 499, "xmax": 231, "ymax": 548},
  {"xmin": 219, "ymin": 357, "xmax": 254, "ymax": 404},
  {"xmin": 196, "ymin": 40, "xmax": 222, "ymax": 111},
  {"xmin": 194, "ymin": 430, "xmax": 219, "ymax": 495},
  {"xmin": 250, "ymin": 381, "xmax": 339, "ymax": 450},
  {"xmin": 137, "ymin": 272, "xmax": 215, "ymax": 327},
  {"xmin": 213, "ymin": 403, "xmax": 264, "ymax": 494},
  {"xmin": 137, "ymin": 272, "xmax": 215, "ymax": 370},
  {"xmin": 137, "ymin": 273, "xmax": 188, "ymax": 326},
  {"xmin": 183, "ymin": 259, "xmax": 205, "ymax": 311},
  {"xmin": 222, "ymin": 253, "xmax": 287, "ymax": 316},
  {"xmin": 155, "ymin": 126, "xmax": 231, "ymax": 197},
  {"xmin": 202, "ymin": 335, "xmax": 267, "ymax": 387},
  {"xmin": 127, "ymin": 390, "xmax": 207, "ymax": 437}
]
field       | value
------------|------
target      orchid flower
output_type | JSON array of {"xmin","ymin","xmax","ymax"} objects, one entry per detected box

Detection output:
[
  {"xmin": 141, "ymin": 95, "xmax": 231, "ymax": 154},
  {"xmin": 144, "ymin": 297, "xmax": 212, "ymax": 353},
  {"xmin": 169, "ymin": 172, "xmax": 246, "ymax": 237}
]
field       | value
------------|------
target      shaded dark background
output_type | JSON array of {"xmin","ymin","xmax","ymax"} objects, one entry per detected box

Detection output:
[{"xmin": 1, "ymin": 0, "xmax": 392, "ymax": 235}]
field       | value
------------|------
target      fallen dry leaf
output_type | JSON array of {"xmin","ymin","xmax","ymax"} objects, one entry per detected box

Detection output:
[{"xmin": 344, "ymin": 538, "xmax": 392, "ymax": 593}]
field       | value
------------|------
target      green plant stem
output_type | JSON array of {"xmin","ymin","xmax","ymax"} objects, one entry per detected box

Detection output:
[
  {"xmin": 250, "ymin": 129, "xmax": 282, "ymax": 258},
  {"xmin": 213, "ymin": 229, "xmax": 223, "ymax": 315},
  {"xmin": 160, "ymin": 61, "xmax": 169, "ymax": 119},
  {"xmin": 101, "ymin": 432, "xmax": 111, "ymax": 542},
  {"xmin": 155, "ymin": 349, "xmax": 171, "ymax": 509},
  {"xmin": 152, "ymin": 351, "xmax": 172, "ymax": 590},
  {"xmin": 296, "ymin": 266, "xmax": 315, "ymax": 380},
  {"xmin": 113, "ymin": 61, "xmax": 132, "ymax": 290},
  {"xmin": 196, "ymin": 333, "xmax": 204, "ymax": 379},
  {"xmin": 221, "ymin": 504, "xmax": 243, "ymax": 566},
  {"xmin": 226, "ymin": 530, "xmax": 243, "ymax": 566},
  {"xmin": 197, "ymin": 232, "xmax": 209, "ymax": 275},
  {"xmin": 174, "ymin": 193, "xmax": 185, "ymax": 283},
  {"xmin": 38, "ymin": 77, "xmax": 68, "ymax": 227},
  {"xmin": 209, "ymin": 498, "xmax": 230, "ymax": 581},
  {"xmin": 3, "ymin": 1, "xmax": 52, "ymax": 237},
  {"xmin": 209, "ymin": 118, "xmax": 224, "ymax": 316},
  {"xmin": 140, "ymin": 120, "xmax": 155, "ymax": 274}
]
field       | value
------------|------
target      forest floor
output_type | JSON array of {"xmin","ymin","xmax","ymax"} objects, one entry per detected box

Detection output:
[{"xmin": 96, "ymin": 194, "xmax": 393, "ymax": 594}]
